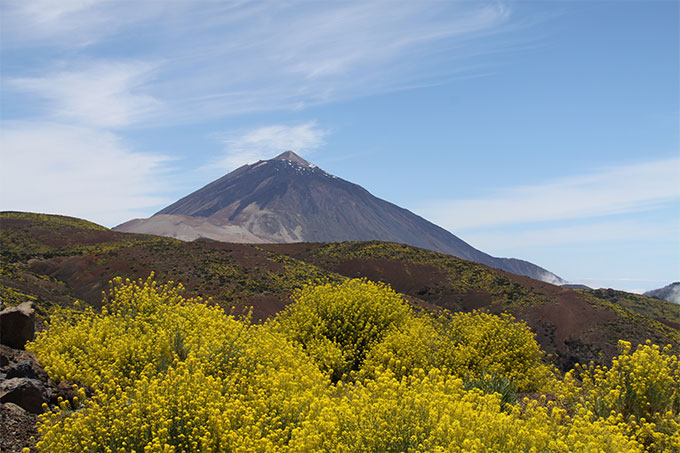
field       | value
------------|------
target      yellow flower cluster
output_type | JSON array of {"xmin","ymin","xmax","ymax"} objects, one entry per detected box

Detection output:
[
  {"xmin": 30, "ymin": 275, "xmax": 329, "ymax": 452},
  {"xmin": 272, "ymin": 279, "xmax": 412, "ymax": 381},
  {"xmin": 27, "ymin": 276, "xmax": 679, "ymax": 452},
  {"xmin": 364, "ymin": 311, "xmax": 552, "ymax": 392},
  {"xmin": 556, "ymin": 340, "xmax": 680, "ymax": 451},
  {"xmin": 289, "ymin": 368, "xmax": 638, "ymax": 452}
]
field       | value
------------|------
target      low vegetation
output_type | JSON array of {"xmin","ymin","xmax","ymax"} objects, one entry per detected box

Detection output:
[
  {"xmin": 307, "ymin": 241, "xmax": 549, "ymax": 308},
  {"xmin": 28, "ymin": 276, "xmax": 679, "ymax": 452},
  {"xmin": 584, "ymin": 288, "xmax": 680, "ymax": 326}
]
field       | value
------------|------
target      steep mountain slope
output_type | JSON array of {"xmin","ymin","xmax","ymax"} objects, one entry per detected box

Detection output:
[
  {"xmin": 3, "ymin": 212, "xmax": 678, "ymax": 372},
  {"xmin": 115, "ymin": 151, "xmax": 565, "ymax": 283},
  {"xmin": 644, "ymin": 282, "xmax": 680, "ymax": 304}
]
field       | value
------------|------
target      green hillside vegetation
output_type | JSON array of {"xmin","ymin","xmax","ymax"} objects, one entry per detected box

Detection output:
[
  {"xmin": 0, "ymin": 212, "xmax": 343, "ymax": 320},
  {"xmin": 28, "ymin": 277, "xmax": 680, "ymax": 452},
  {"xmin": 277, "ymin": 240, "xmax": 554, "ymax": 307},
  {"xmin": 583, "ymin": 288, "xmax": 680, "ymax": 327}
]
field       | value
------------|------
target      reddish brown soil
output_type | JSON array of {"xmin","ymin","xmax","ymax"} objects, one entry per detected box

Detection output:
[
  {"xmin": 235, "ymin": 294, "xmax": 292, "ymax": 322},
  {"xmin": 25, "ymin": 241, "xmax": 289, "ymax": 310},
  {"xmin": 7, "ymin": 219, "xmax": 678, "ymax": 371},
  {"xmin": 656, "ymin": 318, "xmax": 680, "ymax": 330}
]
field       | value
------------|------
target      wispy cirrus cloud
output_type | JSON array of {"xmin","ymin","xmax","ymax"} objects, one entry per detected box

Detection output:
[
  {"xmin": 2, "ymin": 1, "xmax": 516, "ymax": 124},
  {"xmin": 10, "ymin": 62, "xmax": 161, "ymax": 129},
  {"xmin": 211, "ymin": 122, "xmax": 329, "ymax": 171},
  {"xmin": 0, "ymin": 121, "xmax": 170, "ymax": 226},
  {"xmin": 167, "ymin": 2, "xmax": 512, "ymax": 119},
  {"xmin": 0, "ymin": 1, "xmax": 522, "ymax": 223},
  {"xmin": 0, "ymin": 0, "xmax": 163, "ymax": 48},
  {"xmin": 421, "ymin": 157, "xmax": 680, "ymax": 231}
]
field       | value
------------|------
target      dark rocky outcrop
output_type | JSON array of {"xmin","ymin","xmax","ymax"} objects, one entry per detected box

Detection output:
[
  {"xmin": 6, "ymin": 360, "xmax": 39, "ymax": 380},
  {"xmin": 0, "ymin": 402, "xmax": 38, "ymax": 452},
  {"xmin": 0, "ymin": 344, "xmax": 83, "ymax": 450},
  {"xmin": 0, "ymin": 302, "xmax": 36, "ymax": 349},
  {"xmin": 0, "ymin": 377, "xmax": 48, "ymax": 414}
]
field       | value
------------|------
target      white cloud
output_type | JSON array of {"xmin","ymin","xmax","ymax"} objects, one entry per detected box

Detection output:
[
  {"xmin": 2, "ymin": 1, "xmax": 515, "ymax": 123},
  {"xmin": 420, "ymin": 157, "xmax": 680, "ymax": 230},
  {"xmin": 16, "ymin": 0, "xmax": 97, "ymax": 26},
  {"xmin": 10, "ymin": 62, "xmax": 161, "ymax": 129},
  {"xmin": 462, "ymin": 220, "xmax": 679, "ymax": 253},
  {"xmin": 0, "ymin": 0, "xmax": 163, "ymax": 48},
  {"xmin": 0, "ymin": 122, "xmax": 170, "ymax": 226},
  {"xmin": 665, "ymin": 286, "xmax": 680, "ymax": 304},
  {"xmin": 575, "ymin": 278, "xmax": 676, "ymax": 295},
  {"xmin": 212, "ymin": 122, "xmax": 329, "ymax": 171},
  {"xmin": 169, "ymin": 2, "xmax": 511, "ymax": 118}
]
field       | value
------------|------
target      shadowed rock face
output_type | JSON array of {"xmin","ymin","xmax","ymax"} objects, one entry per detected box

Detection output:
[
  {"xmin": 0, "ymin": 378, "xmax": 46, "ymax": 414},
  {"xmin": 0, "ymin": 302, "xmax": 35, "ymax": 350},
  {"xmin": 116, "ymin": 151, "xmax": 565, "ymax": 283}
]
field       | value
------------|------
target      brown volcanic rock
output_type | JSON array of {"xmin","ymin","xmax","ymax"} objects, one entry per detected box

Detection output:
[
  {"xmin": 0, "ymin": 302, "xmax": 35, "ymax": 349},
  {"xmin": 0, "ymin": 378, "xmax": 48, "ymax": 414},
  {"xmin": 0, "ymin": 345, "xmax": 84, "ymax": 451}
]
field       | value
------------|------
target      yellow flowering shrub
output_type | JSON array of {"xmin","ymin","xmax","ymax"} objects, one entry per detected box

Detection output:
[
  {"xmin": 363, "ymin": 315, "xmax": 441, "ymax": 379},
  {"xmin": 364, "ymin": 311, "xmax": 552, "ymax": 392},
  {"xmin": 29, "ymin": 276, "xmax": 330, "ymax": 452},
  {"xmin": 271, "ymin": 278, "xmax": 412, "ymax": 381},
  {"xmin": 440, "ymin": 311, "xmax": 552, "ymax": 392},
  {"xmin": 289, "ymin": 368, "xmax": 639, "ymax": 452},
  {"xmin": 557, "ymin": 340, "xmax": 680, "ymax": 452},
  {"xmin": 26, "ymin": 276, "xmax": 679, "ymax": 452}
]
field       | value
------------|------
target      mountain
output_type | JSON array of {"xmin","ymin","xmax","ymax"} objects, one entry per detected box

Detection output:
[
  {"xmin": 2, "ymin": 212, "xmax": 678, "ymax": 371},
  {"xmin": 644, "ymin": 282, "xmax": 680, "ymax": 304},
  {"xmin": 115, "ymin": 151, "xmax": 565, "ymax": 283}
]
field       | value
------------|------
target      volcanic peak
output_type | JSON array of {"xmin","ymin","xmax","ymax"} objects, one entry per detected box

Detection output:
[{"xmin": 272, "ymin": 150, "xmax": 314, "ymax": 168}]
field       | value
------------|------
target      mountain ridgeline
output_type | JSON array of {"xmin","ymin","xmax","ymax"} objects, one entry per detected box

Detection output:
[
  {"xmin": 644, "ymin": 282, "xmax": 680, "ymax": 304},
  {"xmin": 115, "ymin": 151, "xmax": 564, "ymax": 283}
]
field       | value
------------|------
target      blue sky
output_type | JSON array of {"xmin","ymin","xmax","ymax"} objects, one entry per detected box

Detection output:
[{"xmin": 1, "ymin": 1, "xmax": 678, "ymax": 293}]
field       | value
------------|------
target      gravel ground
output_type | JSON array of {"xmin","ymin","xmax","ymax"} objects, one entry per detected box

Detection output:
[{"xmin": 0, "ymin": 401, "xmax": 38, "ymax": 452}]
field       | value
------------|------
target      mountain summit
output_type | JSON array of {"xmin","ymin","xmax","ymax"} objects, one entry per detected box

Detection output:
[
  {"xmin": 115, "ymin": 152, "xmax": 565, "ymax": 283},
  {"xmin": 273, "ymin": 150, "xmax": 314, "ymax": 167}
]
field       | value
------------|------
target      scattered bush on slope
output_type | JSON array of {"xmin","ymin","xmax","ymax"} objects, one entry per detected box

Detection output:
[
  {"xmin": 271, "ymin": 279, "xmax": 412, "ymax": 381},
  {"xmin": 556, "ymin": 340, "xmax": 680, "ymax": 451}
]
